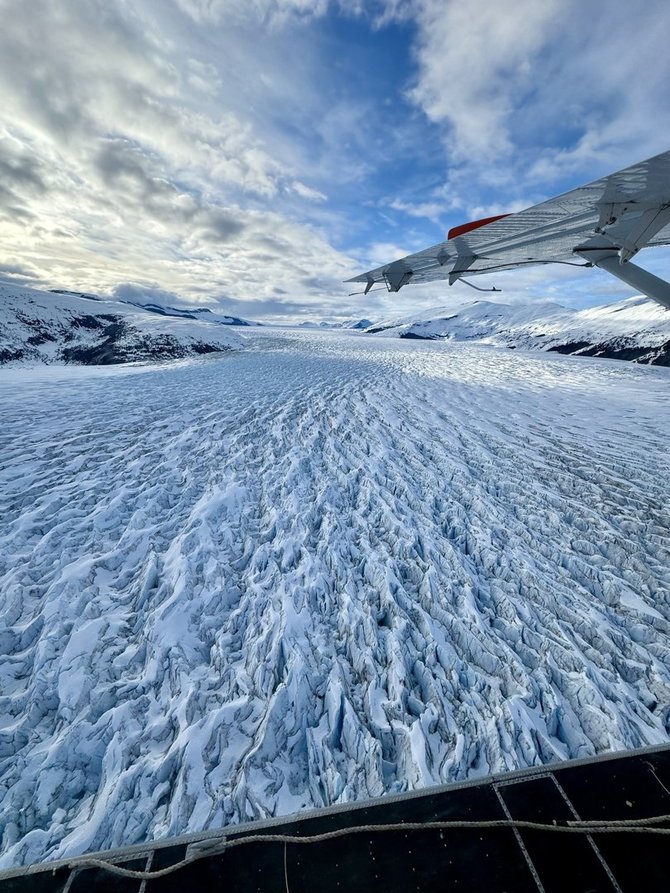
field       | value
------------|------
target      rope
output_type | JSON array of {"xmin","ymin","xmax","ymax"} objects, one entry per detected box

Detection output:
[{"xmin": 65, "ymin": 814, "xmax": 670, "ymax": 881}]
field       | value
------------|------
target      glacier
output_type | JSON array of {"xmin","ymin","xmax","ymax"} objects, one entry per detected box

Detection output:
[{"xmin": 1, "ymin": 327, "xmax": 669, "ymax": 868}]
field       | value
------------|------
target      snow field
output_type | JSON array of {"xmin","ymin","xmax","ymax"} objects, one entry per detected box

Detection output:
[{"xmin": 0, "ymin": 329, "xmax": 669, "ymax": 866}]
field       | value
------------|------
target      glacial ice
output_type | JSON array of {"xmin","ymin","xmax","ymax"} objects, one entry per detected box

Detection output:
[{"xmin": 0, "ymin": 328, "xmax": 669, "ymax": 867}]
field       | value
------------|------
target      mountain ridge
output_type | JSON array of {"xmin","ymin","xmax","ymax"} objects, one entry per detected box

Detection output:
[
  {"xmin": 0, "ymin": 284, "xmax": 245, "ymax": 365},
  {"xmin": 367, "ymin": 296, "xmax": 670, "ymax": 365}
]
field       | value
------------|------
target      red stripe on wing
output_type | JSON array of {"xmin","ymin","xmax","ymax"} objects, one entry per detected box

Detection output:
[{"xmin": 448, "ymin": 213, "xmax": 510, "ymax": 240}]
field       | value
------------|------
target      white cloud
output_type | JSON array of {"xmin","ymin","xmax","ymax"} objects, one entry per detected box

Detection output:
[
  {"xmin": 174, "ymin": 0, "xmax": 329, "ymax": 26},
  {"xmin": 407, "ymin": 0, "xmax": 562, "ymax": 161},
  {"xmin": 389, "ymin": 198, "xmax": 446, "ymax": 223},
  {"xmin": 291, "ymin": 181, "xmax": 328, "ymax": 202},
  {"xmin": 403, "ymin": 0, "xmax": 670, "ymax": 178},
  {"xmin": 174, "ymin": 0, "xmax": 415, "ymax": 28},
  {"xmin": 0, "ymin": 0, "xmax": 363, "ymax": 317}
]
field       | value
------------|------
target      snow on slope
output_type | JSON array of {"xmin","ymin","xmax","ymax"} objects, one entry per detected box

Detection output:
[
  {"xmin": 298, "ymin": 318, "xmax": 374, "ymax": 330},
  {"xmin": 1, "ymin": 329, "xmax": 669, "ymax": 868},
  {"xmin": 116, "ymin": 297, "xmax": 261, "ymax": 327},
  {"xmin": 0, "ymin": 284, "xmax": 243, "ymax": 364},
  {"xmin": 371, "ymin": 296, "xmax": 670, "ymax": 364}
]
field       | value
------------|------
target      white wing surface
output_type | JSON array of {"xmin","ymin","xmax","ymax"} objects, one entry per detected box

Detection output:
[{"xmin": 348, "ymin": 150, "xmax": 670, "ymax": 308}]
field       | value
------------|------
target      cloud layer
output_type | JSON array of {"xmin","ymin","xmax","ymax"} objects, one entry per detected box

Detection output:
[{"xmin": 0, "ymin": 0, "xmax": 669, "ymax": 320}]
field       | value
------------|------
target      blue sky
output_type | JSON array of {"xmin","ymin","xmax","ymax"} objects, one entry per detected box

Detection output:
[{"xmin": 1, "ymin": 0, "xmax": 670, "ymax": 322}]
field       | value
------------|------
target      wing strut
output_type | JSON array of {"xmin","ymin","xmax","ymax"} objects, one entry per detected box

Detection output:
[{"xmin": 576, "ymin": 249, "xmax": 670, "ymax": 310}]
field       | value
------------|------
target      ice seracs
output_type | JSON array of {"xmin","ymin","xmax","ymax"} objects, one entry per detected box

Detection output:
[{"xmin": 1, "ymin": 327, "xmax": 669, "ymax": 868}]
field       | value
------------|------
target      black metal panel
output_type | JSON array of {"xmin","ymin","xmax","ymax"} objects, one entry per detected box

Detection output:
[
  {"xmin": 0, "ymin": 866, "xmax": 71, "ymax": 893},
  {"xmin": 498, "ymin": 775, "xmax": 617, "ymax": 893},
  {"xmin": 149, "ymin": 783, "xmax": 537, "ymax": 893},
  {"xmin": 557, "ymin": 749, "xmax": 670, "ymax": 892},
  {"xmin": 2, "ymin": 746, "xmax": 669, "ymax": 893}
]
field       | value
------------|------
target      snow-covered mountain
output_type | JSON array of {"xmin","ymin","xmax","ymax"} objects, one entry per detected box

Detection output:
[
  {"xmin": 298, "ymin": 318, "xmax": 374, "ymax": 330},
  {"xmin": 0, "ymin": 284, "xmax": 243, "ymax": 364},
  {"xmin": 369, "ymin": 296, "xmax": 670, "ymax": 364},
  {"xmin": 340, "ymin": 317, "xmax": 374, "ymax": 330},
  {"xmin": 113, "ymin": 296, "xmax": 261, "ymax": 327}
]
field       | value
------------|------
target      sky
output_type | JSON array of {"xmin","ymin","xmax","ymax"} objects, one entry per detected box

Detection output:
[{"xmin": 1, "ymin": 0, "xmax": 670, "ymax": 323}]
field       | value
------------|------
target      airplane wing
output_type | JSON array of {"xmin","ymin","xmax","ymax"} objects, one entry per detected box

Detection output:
[{"xmin": 348, "ymin": 149, "xmax": 670, "ymax": 309}]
